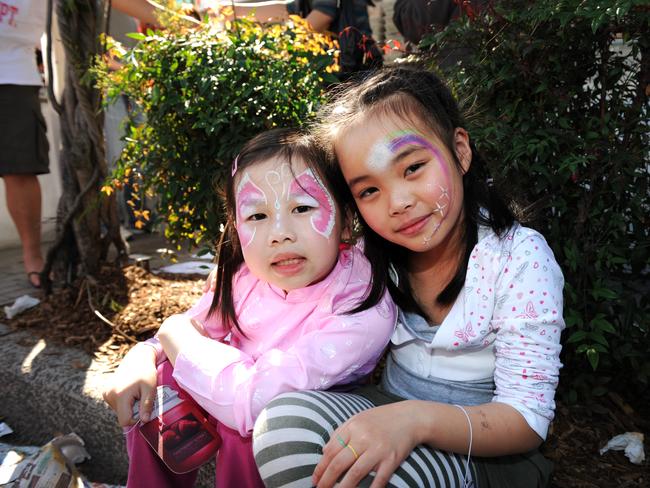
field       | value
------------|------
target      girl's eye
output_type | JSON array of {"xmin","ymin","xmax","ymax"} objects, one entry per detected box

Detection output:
[
  {"xmin": 247, "ymin": 213, "xmax": 267, "ymax": 221},
  {"xmin": 293, "ymin": 205, "xmax": 313, "ymax": 214},
  {"xmin": 405, "ymin": 162, "xmax": 425, "ymax": 176},
  {"xmin": 358, "ymin": 187, "xmax": 378, "ymax": 199}
]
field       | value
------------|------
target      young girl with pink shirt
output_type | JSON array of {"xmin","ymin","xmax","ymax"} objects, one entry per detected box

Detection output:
[{"xmin": 102, "ymin": 128, "xmax": 396, "ymax": 487}]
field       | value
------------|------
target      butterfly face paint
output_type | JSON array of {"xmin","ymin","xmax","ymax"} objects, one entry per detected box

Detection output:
[
  {"xmin": 235, "ymin": 173, "xmax": 267, "ymax": 249},
  {"xmin": 290, "ymin": 169, "xmax": 336, "ymax": 239},
  {"xmin": 233, "ymin": 156, "xmax": 342, "ymax": 291}
]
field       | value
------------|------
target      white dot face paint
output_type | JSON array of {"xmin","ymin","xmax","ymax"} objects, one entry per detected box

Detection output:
[
  {"xmin": 367, "ymin": 140, "xmax": 393, "ymax": 173},
  {"xmin": 233, "ymin": 156, "xmax": 342, "ymax": 292}
]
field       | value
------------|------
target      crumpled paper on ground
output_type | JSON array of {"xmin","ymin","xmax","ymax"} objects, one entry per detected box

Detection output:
[
  {"xmin": 599, "ymin": 431, "xmax": 645, "ymax": 465},
  {"xmin": 0, "ymin": 432, "xmax": 124, "ymax": 487},
  {"xmin": 3, "ymin": 295, "xmax": 40, "ymax": 320}
]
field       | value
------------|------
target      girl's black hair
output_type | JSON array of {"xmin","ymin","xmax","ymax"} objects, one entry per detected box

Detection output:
[
  {"xmin": 208, "ymin": 127, "xmax": 371, "ymax": 335},
  {"xmin": 315, "ymin": 64, "xmax": 517, "ymax": 317}
]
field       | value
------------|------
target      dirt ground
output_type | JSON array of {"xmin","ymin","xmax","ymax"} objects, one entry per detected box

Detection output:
[{"xmin": 4, "ymin": 264, "xmax": 648, "ymax": 487}]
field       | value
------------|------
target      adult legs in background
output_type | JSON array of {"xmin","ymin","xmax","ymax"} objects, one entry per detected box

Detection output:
[
  {"xmin": 253, "ymin": 391, "xmax": 475, "ymax": 487},
  {"xmin": 2, "ymin": 174, "xmax": 43, "ymax": 287},
  {"xmin": 0, "ymin": 84, "xmax": 50, "ymax": 288}
]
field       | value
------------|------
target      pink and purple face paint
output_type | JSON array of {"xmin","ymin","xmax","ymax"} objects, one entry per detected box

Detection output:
[
  {"xmin": 290, "ymin": 168, "xmax": 336, "ymax": 239},
  {"xmin": 370, "ymin": 131, "xmax": 452, "ymax": 242},
  {"xmin": 235, "ymin": 173, "xmax": 266, "ymax": 249},
  {"xmin": 234, "ymin": 163, "xmax": 337, "ymax": 250}
]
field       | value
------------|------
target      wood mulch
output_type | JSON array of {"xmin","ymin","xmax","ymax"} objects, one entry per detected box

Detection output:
[
  {"xmin": 3, "ymin": 264, "xmax": 648, "ymax": 487},
  {"xmin": 4, "ymin": 265, "xmax": 203, "ymax": 370}
]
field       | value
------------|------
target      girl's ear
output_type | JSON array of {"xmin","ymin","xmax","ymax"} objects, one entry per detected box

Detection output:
[{"xmin": 454, "ymin": 128, "xmax": 472, "ymax": 174}]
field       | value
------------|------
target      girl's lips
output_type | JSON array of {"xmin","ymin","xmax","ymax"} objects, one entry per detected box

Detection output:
[
  {"xmin": 395, "ymin": 215, "xmax": 431, "ymax": 236},
  {"xmin": 271, "ymin": 257, "xmax": 306, "ymax": 275}
]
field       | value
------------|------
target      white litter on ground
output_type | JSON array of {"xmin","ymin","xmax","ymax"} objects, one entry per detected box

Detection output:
[
  {"xmin": 599, "ymin": 431, "xmax": 645, "ymax": 465},
  {"xmin": 157, "ymin": 261, "xmax": 214, "ymax": 276},
  {"xmin": 3, "ymin": 295, "xmax": 40, "ymax": 320},
  {"xmin": 0, "ymin": 423, "xmax": 12, "ymax": 438},
  {"xmin": 191, "ymin": 251, "xmax": 215, "ymax": 261}
]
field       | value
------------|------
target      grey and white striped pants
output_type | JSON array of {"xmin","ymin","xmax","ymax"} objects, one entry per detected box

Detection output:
[{"xmin": 253, "ymin": 391, "xmax": 478, "ymax": 487}]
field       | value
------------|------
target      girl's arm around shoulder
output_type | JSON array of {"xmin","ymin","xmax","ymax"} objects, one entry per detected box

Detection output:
[
  {"xmin": 166, "ymin": 259, "xmax": 396, "ymax": 436},
  {"xmin": 491, "ymin": 227, "xmax": 565, "ymax": 440}
]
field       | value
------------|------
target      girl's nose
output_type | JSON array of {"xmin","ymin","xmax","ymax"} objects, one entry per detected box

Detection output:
[
  {"xmin": 268, "ymin": 216, "xmax": 297, "ymax": 245},
  {"xmin": 389, "ymin": 191, "xmax": 415, "ymax": 216}
]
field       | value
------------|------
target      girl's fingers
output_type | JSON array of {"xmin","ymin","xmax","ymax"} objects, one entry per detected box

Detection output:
[
  {"xmin": 203, "ymin": 267, "xmax": 218, "ymax": 293},
  {"xmin": 316, "ymin": 447, "xmax": 356, "ymax": 488},
  {"xmin": 138, "ymin": 384, "xmax": 156, "ymax": 423},
  {"xmin": 116, "ymin": 395, "xmax": 137, "ymax": 427},
  {"xmin": 210, "ymin": 268, "xmax": 217, "ymax": 292},
  {"xmin": 313, "ymin": 430, "xmax": 348, "ymax": 483},
  {"xmin": 337, "ymin": 452, "xmax": 377, "ymax": 488},
  {"xmin": 368, "ymin": 461, "xmax": 395, "ymax": 488},
  {"xmin": 312, "ymin": 442, "xmax": 335, "ymax": 483}
]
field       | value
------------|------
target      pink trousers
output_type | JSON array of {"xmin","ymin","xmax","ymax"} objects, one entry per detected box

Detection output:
[{"xmin": 125, "ymin": 360, "xmax": 265, "ymax": 488}]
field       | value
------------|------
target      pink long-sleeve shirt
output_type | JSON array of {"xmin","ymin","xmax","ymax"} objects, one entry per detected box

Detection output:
[{"xmin": 158, "ymin": 245, "xmax": 396, "ymax": 436}]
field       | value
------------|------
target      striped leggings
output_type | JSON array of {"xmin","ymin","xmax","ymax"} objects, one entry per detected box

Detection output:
[{"xmin": 252, "ymin": 391, "xmax": 478, "ymax": 487}]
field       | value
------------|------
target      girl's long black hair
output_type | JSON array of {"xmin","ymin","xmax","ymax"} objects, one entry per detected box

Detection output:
[
  {"xmin": 315, "ymin": 65, "xmax": 517, "ymax": 316},
  {"xmin": 208, "ymin": 128, "xmax": 373, "ymax": 335}
]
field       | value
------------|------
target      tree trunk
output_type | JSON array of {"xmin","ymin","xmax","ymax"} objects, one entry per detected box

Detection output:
[{"xmin": 43, "ymin": 0, "xmax": 126, "ymax": 290}]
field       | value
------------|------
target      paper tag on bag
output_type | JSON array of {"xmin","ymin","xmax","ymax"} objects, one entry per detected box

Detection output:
[{"xmin": 132, "ymin": 385, "xmax": 183, "ymax": 421}]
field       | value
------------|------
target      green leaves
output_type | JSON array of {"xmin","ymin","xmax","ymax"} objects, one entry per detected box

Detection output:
[
  {"xmin": 96, "ymin": 17, "xmax": 334, "ymax": 248},
  {"xmin": 422, "ymin": 0, "xmax": 649, "ymax": 397}
]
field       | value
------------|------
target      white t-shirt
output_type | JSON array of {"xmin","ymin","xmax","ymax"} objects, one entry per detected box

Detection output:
[{"xmin": 0, "ymin": 0, "xmax": 47, "ymax": 85}]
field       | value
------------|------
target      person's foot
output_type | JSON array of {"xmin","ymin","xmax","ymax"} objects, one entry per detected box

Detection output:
[
  {"xmin": 24, "ymin": 253, "xmax": 44, "ymax": 289},
  {"xmin": 27, "ymin": 271, "xmax": 42, "ymax": 288}
]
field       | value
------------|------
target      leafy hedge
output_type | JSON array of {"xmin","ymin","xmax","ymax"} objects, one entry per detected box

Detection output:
[
  {"xmin": 422, "ymin": 1, "xmax": 649, "ymax": 399},
  {"xmin": 96, "ymin": 16, "xmax": 335, "ymax": 246}
]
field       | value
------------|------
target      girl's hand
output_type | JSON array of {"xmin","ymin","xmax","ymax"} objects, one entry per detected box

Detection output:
[
  {"xmin": 203, "ymin": 266, "xmax": 218, "ymax": 293},
  {"xmin": 313, "ymin": 401, "xmax": 423, "ymax": 488},
  {"xmin": 102, "ymin": 344, "xmax": 158, "ymax": 426}
]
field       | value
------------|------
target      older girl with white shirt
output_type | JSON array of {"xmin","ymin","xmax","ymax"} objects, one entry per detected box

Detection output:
[{"xmin": 252, "ymin": 66, "xmax": 564, "ymax": 488}]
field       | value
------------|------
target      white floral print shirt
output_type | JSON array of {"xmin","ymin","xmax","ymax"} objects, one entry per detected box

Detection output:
[{"xmin": 390, "ymin": 223, "xmax": 565, "ymax": 439}]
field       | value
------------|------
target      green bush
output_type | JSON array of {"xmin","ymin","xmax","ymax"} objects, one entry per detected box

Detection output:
[
  {"xmin": 422, "ymin": 1, "xmax": 649, "ymax": 399},
  {"xmin": 96, "ymin": 16, "xmax": 335, "ymax": 246}
]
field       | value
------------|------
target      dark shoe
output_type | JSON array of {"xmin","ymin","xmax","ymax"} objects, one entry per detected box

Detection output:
[{"xmin": 27, "ymin": 271, "xmax": 42, "ymax": 289}]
